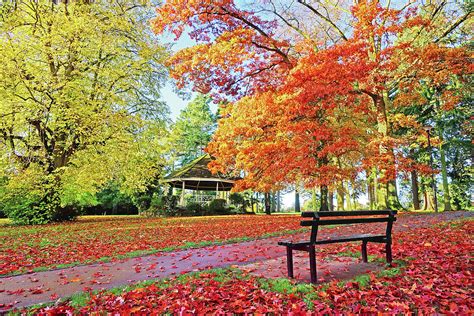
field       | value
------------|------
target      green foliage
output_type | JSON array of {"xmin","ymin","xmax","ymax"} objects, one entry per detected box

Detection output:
[
  {"xmin": 229, "ymin": 193, "xmax": 248, "ymax": 213},
  {"xmin": 0, "ymin": 1, "xmax": 169, "ymax": 224},
  {"xmin": 208, "ymin": 198, "xmax": 229, "ymax": 215},
  {"xmin": 185, "ymin": 202, "xmax": 204, "ymax": 215},
  {"xmin": 182, "ymin": 202, "xmax": 205, "ymax": 215},
  {"xmin": 170, "ymin": 95, "xmax": 216, "ymax": 166},
  {"xmin": 143, "ymin": 194, "xmax": 178, "ymax": 217},
  {"xmin": 83, "ymin": 184, "xmax": 137, "ymax": 215}
]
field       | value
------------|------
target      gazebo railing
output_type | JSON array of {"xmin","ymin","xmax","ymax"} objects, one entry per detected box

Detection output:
[{"xmin": 186, "ymin": 195, "xmax": 215, "ymax": 206}]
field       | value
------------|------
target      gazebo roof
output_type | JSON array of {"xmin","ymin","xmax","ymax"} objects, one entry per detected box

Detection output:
[{"xmin": 161, "ymin": 154, "xmax": 237, "ymax": 191}]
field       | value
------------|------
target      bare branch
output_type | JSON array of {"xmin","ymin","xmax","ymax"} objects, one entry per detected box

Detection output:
[{"xmin": 296, "ymin": 0, "xmax": 348, "ymax": 41}]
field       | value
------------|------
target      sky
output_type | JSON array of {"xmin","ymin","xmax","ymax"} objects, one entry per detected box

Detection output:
[{"xmin": 159, "ymin": 31, "xmax": 195, "ymax": 121}]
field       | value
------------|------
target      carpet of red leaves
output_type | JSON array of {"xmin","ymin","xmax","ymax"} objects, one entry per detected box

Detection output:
[
  {"xmin": 33, "ymin": 218, "xmax": 473, "ymax": 315},
  {"xmin": 0, "ymin": 215, "xmax": 303, "ymax": 275}
]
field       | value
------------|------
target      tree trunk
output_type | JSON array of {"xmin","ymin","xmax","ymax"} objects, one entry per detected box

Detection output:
[
  {"xmin": 421, "ymin": 181, "xmax": 435, "ymax": 211},
  {"xmin": 411, "ymin": 169, "xmax": 420, "ymax": 210},
  {"xmin": 367, "ymin": 170, "xmax": 375, "ymax": 209},
  {"xmin": 311, "ymin": 188, "xmax": 317, "ymax": 210},
  {"xmin": 337, "ymin": 182, "xmax": 345, "ymax": 210},
  {"xmin": 294, "ymin": 189, "xmax": 301, "ymax": 212},
  {"xmin": 277, "ymin": 191, "xmax": 281, "ymax": 212},
  {"xmin": 352, "ymin": 182, "xmax": 357, "ymax": 209},
  {"xmin": 439, "ymin": 140, "xmax": 452, "ymax": 211},
  {"xmin": 264, "ymin": 192, "xmax": 271, "ymax": 215},
  {"xmin": 270, "ymin": 192, "xmax": 276, "ymax": 213},
  {"xmin": 373, "ymin": 168, "xmax": 380, "ymax": 208},
  {"xmin": 345, "ymin": 181, "xmax": 352, "ymax": 210},
  {"xmin": 386, "ymin": 181, "xmax": 402, "ymax": 210},
  {"xmin": 329, "ymin": 190, "xmax": 334, "ymax": 211},
  {"xmin": 375, "ymin": 92, "xmax": 403, "ymax": 210},
  {"xmin": 320, "ymin": 185, "xmax": 329, "ymax": 211}
]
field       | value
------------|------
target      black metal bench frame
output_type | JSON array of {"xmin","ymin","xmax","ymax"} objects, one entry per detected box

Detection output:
[{"xmin": 278, "ymin": 210, "xmax": 397, "ymax": 284}]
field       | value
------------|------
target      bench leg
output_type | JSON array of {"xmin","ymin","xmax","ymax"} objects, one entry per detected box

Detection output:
[
  {"xmin": 286, "ymin": 247, "xmax": 294, "ymax": 278},
  {"xmin": 386, "ymin": 242, "xmax": 392, "ymax": 263},
  {"xmin": 361, "ymin": 240, "xmax": 368, "ymax": 263},
  {"xmin": 309, "ymin": 246, "xmax": 317, "ymax": 284}
]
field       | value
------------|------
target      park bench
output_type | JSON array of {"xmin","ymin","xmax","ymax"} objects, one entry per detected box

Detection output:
[{"xmin": 278, "ymin": 210, "xmax": 397, "ymax": 284}]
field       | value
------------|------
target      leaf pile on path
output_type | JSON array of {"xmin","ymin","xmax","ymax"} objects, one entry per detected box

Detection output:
[
  {"xmin": 33, "ymin": 219, "xmax": 473, "ymax": 314},
  {"xmin": 0, "ymin": 215, "xmax": 303, "ymax": 275}
]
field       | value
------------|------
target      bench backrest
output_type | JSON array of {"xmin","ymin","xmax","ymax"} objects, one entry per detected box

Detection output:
[{"xmin": 300, "ymin": 210, "xmax": 397, "ymax": 243}]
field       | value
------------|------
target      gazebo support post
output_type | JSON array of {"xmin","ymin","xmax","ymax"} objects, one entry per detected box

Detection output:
[
  {"xmin": 180, "ymin": 181, "xmax": 186, "ymax": 206},
  {"xmin": 216, "ymin": 182, "xmax": 219, "ymax": 199}
]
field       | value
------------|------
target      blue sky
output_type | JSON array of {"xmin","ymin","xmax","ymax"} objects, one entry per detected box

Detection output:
[{"xmin": 160, "ymin": 32, "xmax": 196, "ymax": 121}]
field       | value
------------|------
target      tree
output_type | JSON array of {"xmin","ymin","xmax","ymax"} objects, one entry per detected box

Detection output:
[
  {"xmin": 170, "ymin": 95, "xmax": 216, "ymax": 166},
  {"xmin": 153, "ymin": 1, "xmax": 471, "ymax": 210},
  {"xmin": 0, "ymin": 1, "xmax": 169, "ymax": 224}
]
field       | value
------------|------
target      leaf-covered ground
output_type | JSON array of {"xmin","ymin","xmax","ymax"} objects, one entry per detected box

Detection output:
[
  {"xmin": 0, "ymin": 212, "xmax": 470, "ymax": 277},
  {"xmin": 0, "ymin": 215, "xmax": 306, "ymax": 276},
  {"xmin": 31, "ymin": 218, "xmax": 473, "ymax": 315}
]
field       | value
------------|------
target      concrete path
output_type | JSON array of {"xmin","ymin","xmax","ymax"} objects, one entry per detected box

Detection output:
[{"xmin": 0, "ymin": 211, "xmax": 471, "ymax": 311}]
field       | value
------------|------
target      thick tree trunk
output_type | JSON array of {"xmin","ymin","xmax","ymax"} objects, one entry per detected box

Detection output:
[
  {"xmin": 337, "ymin": 182, "xmax": 345, "ymax": 210},
  {"xmin": 294, "ymin": 189, "xmax": 301, "ymax": 212},
  {"xmin": 320, "ymin": 185, "xmax": 329, "ymax": 211},
  {"xmin": 411, "ymin": 169, "xmax": 420, "ymax": 210},
  {"xmin": 264, "ymin": 192, "xmax": 271, "ymax": 215},
  {"xmin": 421, "ymin": 181, "xmax": 435, "ymax": 211},
  {"xmin": 374, "ymin": 92, "xmax": 403, "ymax": 210},
  {"xmin": 439, "ymin": 141, "xmax": 452, "ymax": 211},
  {"xmin": 345, "ymin": 181, "xmax": 352, "ymax": 210},
  {"xmin": 329, "ymin": 190, "xmax": 334, "ymax": 211}
]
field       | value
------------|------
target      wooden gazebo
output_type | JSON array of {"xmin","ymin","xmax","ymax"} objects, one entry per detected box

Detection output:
[{"xmin": 161, "ymin": 154, "xmax": 237, "ymax": 205}]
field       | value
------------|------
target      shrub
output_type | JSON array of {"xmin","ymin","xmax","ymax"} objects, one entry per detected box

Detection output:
[
  {"xmin": 142, "ymin": 195, "xmax": 178, "ymax": 217},
  {"xmin": 208, "ymin": 199, "xmax": 229, "ymax": 215},
  {"xmin": 229, "ymin": 193, "xmax": 247, "ymax": 213},
  {"xmin": 186, "ymin": 202, "xmax": 204, "ymax": 216}
]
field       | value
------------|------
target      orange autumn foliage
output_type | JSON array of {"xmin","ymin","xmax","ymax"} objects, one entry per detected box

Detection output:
[{"xmin": 153, "ymin": 1, "xmax": 471, "ymax": 192}]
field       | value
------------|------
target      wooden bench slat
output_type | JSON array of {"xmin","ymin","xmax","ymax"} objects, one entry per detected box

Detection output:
[
  {"xmin": 301, "ymin": 217, "xmax": 393, "ymax": 226},
  {"xmin": 301, "ymin": 210, "xmax": 397, "ymax": 217},
  {"xmin": 279, "ymin": 234, "xmax": 386, "ymax": 247},
  {"xmin": 315, "ymin": 234, "xmax": 386, "ymax": 244}
]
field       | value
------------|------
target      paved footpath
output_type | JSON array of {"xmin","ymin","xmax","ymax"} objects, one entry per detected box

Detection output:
[{"xmin": 0, "ymin": 211, "xmax": 471, "ymax": 310}]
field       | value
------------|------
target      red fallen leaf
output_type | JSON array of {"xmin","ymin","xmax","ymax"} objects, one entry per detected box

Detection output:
[
  {"xmin": 449, "ymin": 302, "xmax": 458, "ymax": 312},
  {"xmin": 146, "ymin": 264, "xmax": 157, "ymax": 271},
  {"xmin": 92, "ymin": 272, "xmax": 105, "ymax": 278},
  {"xmin": 134, "ymin": 266, "xmax": 142, "ymax": 273},
  {"xmin": 6, "ymin": 289, "xmax": 24, "ymax": 295},
  {"xmin": 50, "ymin": 293, "xmax": 59, "ymax": 300},
  {"xmin": 29, "ymin": 287, "xmax": 46, "ymax": 295}
]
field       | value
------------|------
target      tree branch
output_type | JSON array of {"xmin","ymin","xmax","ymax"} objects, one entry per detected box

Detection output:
[{"xmin": 296, "ymin": 0, "xmax": 348, "ymax": 41}]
